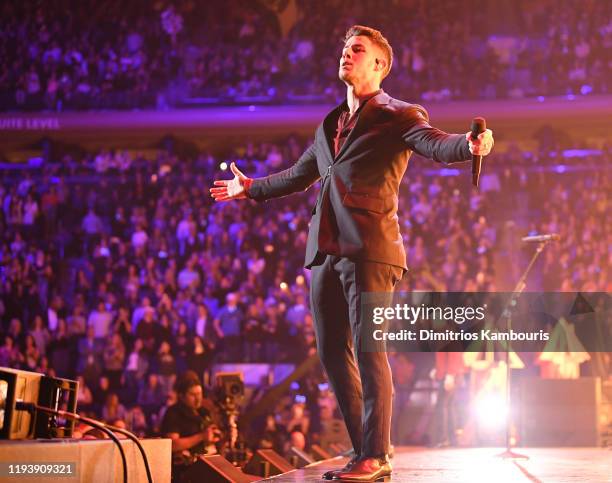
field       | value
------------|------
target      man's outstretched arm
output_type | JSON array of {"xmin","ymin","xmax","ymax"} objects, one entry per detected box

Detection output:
[
  {"xmin": 210, "ymin": 144, "xmax": 319, "ymax": 202},
  {"xmin": 399, "ymin": 105, "xmax": 494, "ymax": 163}
]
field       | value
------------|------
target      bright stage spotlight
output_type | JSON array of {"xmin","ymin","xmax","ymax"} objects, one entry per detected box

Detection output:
[{"xmin": 474, "ymin": 392, "xmax": 508, "ymax": 429}]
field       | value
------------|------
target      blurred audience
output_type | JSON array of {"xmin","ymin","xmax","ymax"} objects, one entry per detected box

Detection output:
[
  {"xmin": 1, "ymin": 0, "xmax": 609, "ymax": 110},
  {"xmin": 0, "ymin": 133, "xmax": 609, "ymax": 448}
]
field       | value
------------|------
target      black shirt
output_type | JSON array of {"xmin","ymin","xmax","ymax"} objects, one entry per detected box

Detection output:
[
  {"xmin": 333, "ymin": 89, "xmax": 382, "ymax": 156},
  {"xmin": 160, "ymin": 401, "xmax": 213, "ymax": 456}
]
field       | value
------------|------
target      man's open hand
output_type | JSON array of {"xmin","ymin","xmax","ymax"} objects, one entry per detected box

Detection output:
[
  {"xmin": 209, "ymin": 162, "xmax": 249, "ymax": 201},
  {"xmin": 466, "ymin": 129, "xmax": 494, "ymax": 156}
]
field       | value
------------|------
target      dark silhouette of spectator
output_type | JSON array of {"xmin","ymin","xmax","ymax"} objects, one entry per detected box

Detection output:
[
  {"xmin": 48, "ymin": 318, "xmax": 72, "ymax": 378},
  {"xmin": 29, "ymin": 314, "xmax": 50, "ymax": 357},
  {"xmin": 173, "ymin": 321, "xmax": 192, "ymax": 373},
  {"xmin": 77, "ymin": 325, "xmax": 103, "ymax": 384},
  {"xmin": 23, "ymin": 334, "xmax": 40, "ymax": 371},
  {"xmin": 154, "ymin": 340, "xmax": 177, "ymax": 396},
  {"xmin": 254, "ymin": 414, "xmax": 287, "ymax": 454},
  {"xmin": 132, "ymin": 296, "xmax": 155, "ymax": 330},
  {"xmin": 138, "ymin": 373, "xmax": 167, "ymax": 414},
  {"xmin": 112, "ymin": 306, "xmax": 133, "ymax": 352},
  {"xmin": 213, "ymin": 292, "xmax": 244, "ymax": 361},
  {"xmin": 186, "ymin": 336, "xmax": 213, "ymax": 382},
  {"xmin": 76, "ymin": 375, "xmax": 94, "ymax": 412},
  {"xmin": 88, "ymin": 300, "xmax": 113, "ymax": 341},
  {"xmin": 155, "ymin": 314, "xmax": 173, "ymax": 348},
  {"xmin": 103, "ymin": 332, "xmax": 126, "ymax": 390},
  {"xmin": 92, "ymin": 375, "xmax": 111, "ymax": 414},
  {"xmin": 0, "ymin": 335, "xmax": 23, "ymax": 367},
  {"xmin": 135, "ymin": 310, "xmax": 157, "ymax": 354},
  {"xmin": 127, "ymin": 405, "xmax": 149, "ymax": 438},
  {"xmin": 123, "ymin": 338, "xmax": 149, "ymax": 400},
  {"xmin": 66, "ymin": 306, "xmax": 87, "ymax": 337},
  {"xmin": 101, "ymin": 392, "xmax": 128, "ymax": 423},
  {"xmin": 7, "ymin": 318, "xmax": 25, "ymax": 349}
]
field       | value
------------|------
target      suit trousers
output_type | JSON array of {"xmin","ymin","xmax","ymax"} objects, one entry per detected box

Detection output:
[{"xmin": 309, "ymin": 254, "xmax": 403, "ymax": 457}]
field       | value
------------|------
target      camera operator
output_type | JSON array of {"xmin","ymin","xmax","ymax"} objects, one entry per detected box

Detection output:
[{"xmin": 160, "ymin": 370, "xmax": 222, "ymax": 472}]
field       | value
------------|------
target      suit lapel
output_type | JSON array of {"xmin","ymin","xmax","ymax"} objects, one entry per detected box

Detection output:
[
  {"xmin": 333, "ymin": 91, "xmax": 390, "ymax": 162},
  {"xmin": 321, "ymin": 102, "xmax": 346, "ymax": 164}
]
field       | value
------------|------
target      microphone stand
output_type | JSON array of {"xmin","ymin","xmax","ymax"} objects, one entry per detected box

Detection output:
[{"xmin": 496, "ymin": 239, "xmax": 551, "ymax": 460}]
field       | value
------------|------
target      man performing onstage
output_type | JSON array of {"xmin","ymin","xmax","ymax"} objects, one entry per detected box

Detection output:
[{"xmin": 210, "ymin": 25, "xmax": 493, "ymax": 481}]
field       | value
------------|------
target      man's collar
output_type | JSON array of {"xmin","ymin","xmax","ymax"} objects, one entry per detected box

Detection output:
[
  {"xmin": 371, "ymin": 90, "xmax": 390, "ymax": 105},
  {"xmin": 339, "ymin": 89, "xmax": 389, "ymax": 112},
  {"xmin": 354, "ymin": 88, "xmax": 383, "ymax": 105}
]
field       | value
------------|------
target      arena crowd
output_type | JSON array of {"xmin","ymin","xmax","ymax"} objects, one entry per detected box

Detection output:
[
  {"xmin": 1, "ymin": 0, "xmax": 610, "ymax": 110},
  {"xmin": 1, "ymin": 134, "xmax": 610, "ymax": 450}
]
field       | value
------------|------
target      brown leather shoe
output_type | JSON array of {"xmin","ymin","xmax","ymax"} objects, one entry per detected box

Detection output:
[
  {"xmin": 322, "ymin": 456, "xmax": 359, "ymax": 480},
  {"xmin": 333, "ymin": 456, "xmax": 392, "ymax": 481}
]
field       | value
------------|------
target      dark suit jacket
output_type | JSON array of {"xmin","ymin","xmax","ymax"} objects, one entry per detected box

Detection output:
[{"xmin": 248, "ymin": 91, "xmax": 471, "ymax": 270}]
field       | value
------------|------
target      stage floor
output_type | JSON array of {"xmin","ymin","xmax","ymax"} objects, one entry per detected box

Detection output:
[{"xmin": 263, "ymin": 447, "xmax": 612, "ymax": 482}]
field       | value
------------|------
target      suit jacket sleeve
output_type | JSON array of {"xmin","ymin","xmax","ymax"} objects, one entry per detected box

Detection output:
[
  {"xmin": 247, "ymin": 143, "xmax": 320, "ymax": 201},
  {"xmin": 399, "ymin": 104, "xmax": 471, "ymax": 164}
]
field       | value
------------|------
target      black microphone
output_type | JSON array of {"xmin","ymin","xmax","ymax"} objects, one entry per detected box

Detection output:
[
  {"xmin": 470, "ymin": 117, "xmax": 486, "ymax": 187},
  {"xmin": 521, "ymin": 233, "xmax": 561, "ymax": 243}
]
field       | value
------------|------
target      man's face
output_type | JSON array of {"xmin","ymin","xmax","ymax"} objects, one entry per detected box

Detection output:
[
  {"xmin": 339, "ymin": 35, "xmax": 383, "ymax": 85},
  {"xmin": 180, "ymin": 384, "xmax": 203, "ymax": 411}
]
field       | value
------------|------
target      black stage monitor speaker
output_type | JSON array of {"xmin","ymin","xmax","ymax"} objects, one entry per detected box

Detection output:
[
  {"xmin": 244, "ymin": 449, "xmax": 295, "ymax": 477},
  {"xmin": 35, "ymin": 373, "xmax": 78, "ymax": 438},
  {"xmin": 329, "ymin": 443, "xmax": 348, "ymax": 455},
  {"xmin": 182, "ymin": 455, "xmax": 259, "ymax": 483},
  {"xmin": 289, "ymin": 446, "xmax": 315, "ymax": 468},
  {"xmin": 310, "ymin": 444, "xmax": 332, "ymax": 461},
  {"xmin": 0, "ymin": 367, "xmax": 78, "ymax": 440},
  {"xmin": 0, "ymin": 368, "xmax": 41, "ymax": 439}
]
